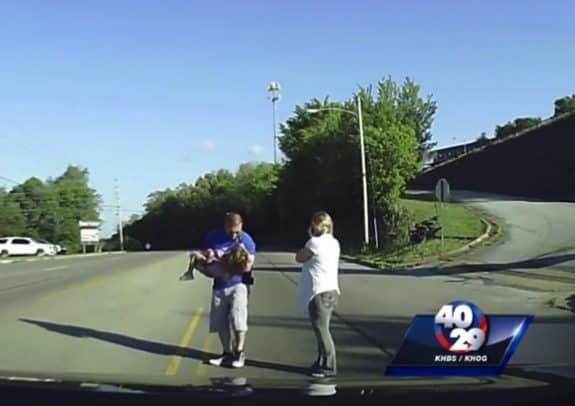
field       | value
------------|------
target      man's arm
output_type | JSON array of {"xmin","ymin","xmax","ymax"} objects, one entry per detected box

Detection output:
[
  {"xmin": 238, "ymin": 233, "xmax": 257, "ymax": 273},
  {"xmin": 243, "ymin": 253, "xmax": 255, "ymax": 272},
  {"xmin": 236, "ymin": 243, "xmax": 255, "ymax": 272}
]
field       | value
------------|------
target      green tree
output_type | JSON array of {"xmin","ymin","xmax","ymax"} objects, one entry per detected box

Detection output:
[
  {"xmin": 554, "ymin": 95, "xmax": 575, "ymax": 117},
  {"xmin": 124, "ymin": 162, "xmax": 279, "ymax": 250},
  {"xmin": 475, "ymin": 132, "xmax": 490, "ymax": 146},
  {"xmin": 127, "ymin": 213, "xmax": 141, "ymax": 225},
  {"xmin": 395, "ymin": 77, "xmax": 437, "ymax": 155},
  {"xmin": 9, "ymin": 177, "xmax": 45, "ymax": 238},
  {"xmin": 53, "ymin": 166, "xmax": 101, "ymax": 252},
  {"xmin": 278, "ymin": 76, "xmax": 430, "ymax": 247},
  {"xmin": 0, "ymin": 188, "xmax": 27, "ymax": 236},
  {"xmin": 366, "ymin": 123, "xmax": 419, "ymax": 211},
  {"xmin": 495, "ymin": 117, "xmax": 542, "ymax": 139},
  {"xmin": 0, "ymin": 166, "xmax": 100, "ymax": 252},
  {"xmin": 145, "ymin": 189, "xmax": 174, "ymax": 213},
  {"xmin": 278, "ymin": 98, "xmax": 363, "ymax": 244}
]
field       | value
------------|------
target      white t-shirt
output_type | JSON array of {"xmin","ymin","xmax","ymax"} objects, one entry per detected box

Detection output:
[{"xmin": 298, "ymin": 233, "xmax": 341, "ymax": 311}]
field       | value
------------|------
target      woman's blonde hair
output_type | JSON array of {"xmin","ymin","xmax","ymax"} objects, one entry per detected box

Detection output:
[{"xmin": 310, "ymin": 211, "xmax": 334, "ymax": 236}]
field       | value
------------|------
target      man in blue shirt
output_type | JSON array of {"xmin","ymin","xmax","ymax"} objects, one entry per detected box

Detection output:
[{"xmin": 192, "ymin": 212, "xmax": 256, "ymax": 368}]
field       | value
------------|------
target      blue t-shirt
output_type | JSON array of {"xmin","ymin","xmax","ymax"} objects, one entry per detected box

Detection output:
[{"xmin": 203, "ymin": 228, "xmax": 256, "ymax": 290}]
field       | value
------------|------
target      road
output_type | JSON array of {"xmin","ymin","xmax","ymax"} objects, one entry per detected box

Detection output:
[
  {"xmin": 440, "ymin": 191, "xmax": 575, "ymax": 292},
  {"xmin": 0, "ymin": 260, "xmax": 571, "ymax": 386},
  {"xmin": 0, "ymin": 192, "xmax": 574, "ymax": 387}
]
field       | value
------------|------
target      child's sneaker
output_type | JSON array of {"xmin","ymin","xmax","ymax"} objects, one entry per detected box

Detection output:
[
  {"xmin": 178, "ymin": 270, "xmax": 195, "ymax": 281},
  {"xmin": 179, "ymin": 258, "xmax": 196, "ymax": 281}
]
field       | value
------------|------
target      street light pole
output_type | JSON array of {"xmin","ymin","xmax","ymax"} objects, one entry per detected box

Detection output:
[
  {"xmin": 272, "ymin": 97, "xmax": 278, "ymax": 164},
  {"xmin": 356, "ymin": 95, "xmax": 370, "ymax": 246},
  {"xmin": 306, "ymin": 98, "xmax": 371, "ymax": 247},
  {"xmin": 268, "ymin": 82, "xmax": 281, "ymax": 164}
]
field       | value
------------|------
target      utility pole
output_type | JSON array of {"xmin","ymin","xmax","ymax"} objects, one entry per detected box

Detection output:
[{"xmin": 114, "ymin": 178, "xmax": 124, "ymax": 251}]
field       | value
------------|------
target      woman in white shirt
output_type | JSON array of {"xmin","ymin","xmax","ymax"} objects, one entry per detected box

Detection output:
[{"xmin": 296, "ymin": 211, "xmax": 341, "ymax": 378}]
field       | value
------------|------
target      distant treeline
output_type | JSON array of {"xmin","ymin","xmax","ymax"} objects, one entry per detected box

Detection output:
[
  {"xmin": 0, "ymin": 166, "xmax": 100, "ymax": 253},
  {"xmin": 475, "ymin": 94, "xmax": 575, "ymax": 143}
]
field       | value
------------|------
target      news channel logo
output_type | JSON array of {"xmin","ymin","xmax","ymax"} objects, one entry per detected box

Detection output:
[{"xmin": 385, "ymin": 301, "xmax": 533, "ymax": 376}]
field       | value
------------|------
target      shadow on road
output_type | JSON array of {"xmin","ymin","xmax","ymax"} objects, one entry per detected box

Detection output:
[
  {"xmin": 18, "ymin": 318, "xmax": 309, "ymax": 375},
  {"xmin": 254, "ymin": 266, "xmax": 389, "ymax": 276},
  {"xmin": 405, "ymin": 190, "xmax": 575, "ymax": 204},
  {"xmin": 433, "ymin": 253, "xmax": 575, "ymax": 277},
  {"xmin": 254, "ymin": 253, "xmax": 575, "ymax": 278}
]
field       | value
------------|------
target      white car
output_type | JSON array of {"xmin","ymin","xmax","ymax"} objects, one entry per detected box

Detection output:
[
  {"xmin": 0, "ymin": 237, "xmax": 57, "ymax": 258},
  {"xmin": 37, "ymin": 239, "xmax": 62, "ymax": 255}
]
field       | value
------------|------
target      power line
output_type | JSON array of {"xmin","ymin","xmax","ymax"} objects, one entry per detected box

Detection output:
[
  {"xmin": 4, "ymin": 192, "xmax": 140, "ymax": 208},
  {"xmin": 0, "ymin": 175, "xmax": 21, "ymax": 185},
  {"xmin": 3, "ymin": 205, "xmax": 144, "ymax": 214},
  {"xmin": 2, "ymin": 193, "xmax": 139, "ymax": 209},
  {"xmin": 11, "ymin": 206, "xmax": 143, "ymax": 214}
]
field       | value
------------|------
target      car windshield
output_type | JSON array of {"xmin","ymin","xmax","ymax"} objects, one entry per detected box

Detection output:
[{"xmin": 0, "ymin": 1, "xmax": 573, "ymax": 401}]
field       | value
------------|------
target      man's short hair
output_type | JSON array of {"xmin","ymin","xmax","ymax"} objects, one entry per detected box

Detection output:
[{"xmin": 225, "ymin": 212, "xmax": 243, "ymax": 226}]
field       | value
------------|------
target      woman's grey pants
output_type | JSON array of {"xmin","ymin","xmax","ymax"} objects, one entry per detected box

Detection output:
[{"xmin": 308, "ymin": 290, "xmax": 339, "ymax": 373}]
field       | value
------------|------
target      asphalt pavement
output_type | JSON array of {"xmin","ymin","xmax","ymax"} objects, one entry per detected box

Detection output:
[
  {"xmin": 440, "ymin": 191, "xmax": 575, "ymax": 292},
  {"xmin": 0, "ymin": 192, "xmax": 573, "ymax": 387}
]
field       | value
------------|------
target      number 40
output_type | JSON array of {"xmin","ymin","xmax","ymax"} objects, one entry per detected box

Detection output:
[{"xmin": 435, "ymin": 304, "xmax": 473, "ymax": 329}]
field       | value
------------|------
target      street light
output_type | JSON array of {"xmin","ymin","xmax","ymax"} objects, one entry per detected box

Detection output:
[
  {"xmin": 267, "ymin": 81, "xmax": 281, "ymax": 164},
  {"xmin": 306, "ymin": 95, "xmax": 370, "ymax": 247}
]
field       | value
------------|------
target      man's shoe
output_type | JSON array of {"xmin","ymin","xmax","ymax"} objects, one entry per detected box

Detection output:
[
  {"xmin": 208, "ymin": 352, "xmax": 233, "ymax": 367},
  {"xmin": 231, "ymin": 351, "xmax": 246, "ymax": 368}
]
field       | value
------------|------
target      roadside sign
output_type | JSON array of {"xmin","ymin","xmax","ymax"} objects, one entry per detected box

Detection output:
[
  {"xmin": 434, "ymin": 178, "xmax": 450, "ymax": 252},
  {"xmin": 78, "ymin": 221, "xmax": 101, "ymax": 228},
  {"xmin": 80, "ymin": 228, "xmax": 100, "ymax": 243},
  {"xmin": 435, "ymin": 178, "xmax": 451, "ymax": 203},
  {"xmin": 79, "ymin": 221, "xmax": 101, "ymax": 253}
]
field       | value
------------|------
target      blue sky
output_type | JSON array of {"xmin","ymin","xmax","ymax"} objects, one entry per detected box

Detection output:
[{"xmin": 1, "ymin": 0, "xmax": 573, "ymax": 236}]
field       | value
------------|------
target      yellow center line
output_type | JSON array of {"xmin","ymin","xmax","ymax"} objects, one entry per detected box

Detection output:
[
  {"xmin": 165, "ymin": 307, "xmax": 204, "ymax": 376},
  {"xmin": 195, "ymin": 334, "xmax": 214, "ymax": 377}
]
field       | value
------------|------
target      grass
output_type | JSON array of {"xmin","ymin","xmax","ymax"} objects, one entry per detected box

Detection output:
[{"xmin": 349, "ymin": 194, "xmax": 487, "ymax": 269}]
